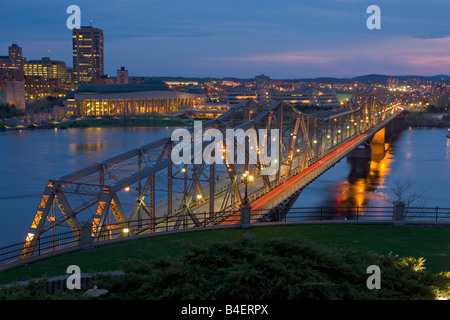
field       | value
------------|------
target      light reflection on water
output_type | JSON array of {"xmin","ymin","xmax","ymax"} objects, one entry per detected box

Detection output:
[
  {"xmin": 69, "ymin": 143, "xmax": 105, "ymax": 154},
  {"xmin": 292, "ymin": 127, "xmax": 450, "ymax": 218}
]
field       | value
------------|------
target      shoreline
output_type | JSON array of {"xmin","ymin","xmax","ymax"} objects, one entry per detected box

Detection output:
[
  {"xmin": 1, "ymin": 112, "xmax": 449, "ymax": 131},
  {"xmin": 404, "ymin": 111, "xmax": 450, "ymax": 128},
  {"xmin": 0, "ymin": 116, "xmax": 194, "ymax": 131}
]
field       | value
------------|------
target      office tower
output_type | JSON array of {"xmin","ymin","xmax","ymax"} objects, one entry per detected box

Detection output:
[
  {"xmin": 0, "ymin": 56, "xmax": 12, "ymax": 71},
  {"xmin": 117, "ymin": 66, "xmax": 129, "ymax": 84},
  {"xmin": 72, "ymin": 26, "xmax": 104, "ymax": 84},
  {"xmin": 8, "ymin": 44, "xmax": 25, "ymax": 71},
  {"xmin": 24, "ymin": 57, "xmax": 67, "ymax": 85}
]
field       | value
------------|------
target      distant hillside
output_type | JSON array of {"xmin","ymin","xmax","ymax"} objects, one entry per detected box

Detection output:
[
  {"xmin": 287, "ymin": 74, "xmax": 450, "ymax": 84},
  {"xmin": 130, "ymin": 74, "xmax": 450, "ymax": 84},
  {"xmin": 350, "ymin": 74, "xmax": 391, "ymax": 83}
]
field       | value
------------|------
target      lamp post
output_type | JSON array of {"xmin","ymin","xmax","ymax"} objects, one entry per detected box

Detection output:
[
  {"xmin": 242, "ymin": 171, "xmax": 254, "ymax": 205},
  {"xmin": 241, "ymin": 171, "xmax": 253, "ymax": 229}
]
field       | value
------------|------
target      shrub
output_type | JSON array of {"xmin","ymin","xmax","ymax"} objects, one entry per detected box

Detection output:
[
  {"xmin": 94, "ymin": 234, "xmax": 449, "ymax": 300},
  {"xmin": 2, "ymin": 235, "xmax": 448, "ymax": 300}
]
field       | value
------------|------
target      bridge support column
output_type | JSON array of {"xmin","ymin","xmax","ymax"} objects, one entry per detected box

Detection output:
[
  {"xmin": 393, "ymin": 201, "xmax": 405, "ymax": 226},
  {"xmin": 370, "ymin": 128, "xmax": 386, "ymax": 161},
  {"xmin": 240, "ymin": 205, "xmax": 252, "ymax": 229},
  {"xmin": 372, "ymin": 128, "xmax": 385, "ymax": 144},
  {"xmin": 348, "ymin": 146, "xmax": 372, "ymax": 160}
]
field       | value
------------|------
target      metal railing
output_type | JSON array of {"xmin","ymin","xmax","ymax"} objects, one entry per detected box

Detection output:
[
  {"xmin": 0, "ymin": 230, "xmax": 80, "ymax": 266},
  {"xmin": 404, "ymin": 206, "xmax": 450, "ymax": 222},
  {"xmin": 1, "ymin": 205, "xmax": 449, "ymax": 268},
  {"xmin": 254, "ymin": 206, "xmax": 395, "ymax": 222}
]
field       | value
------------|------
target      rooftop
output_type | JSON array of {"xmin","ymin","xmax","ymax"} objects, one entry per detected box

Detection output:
[{"xmin": 75, "ymin": 79, "xmax": 173, "ymax": 94}]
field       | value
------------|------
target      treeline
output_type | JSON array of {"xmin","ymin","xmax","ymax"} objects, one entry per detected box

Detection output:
[
  {"xmin": 0, "ymin": 104, "xmax": 25, "ymax": 118},
  {"xmin": 406, "ymin": 111, "xmax": 450, "ymax": 128},
  {"xmin": 426, "ymin": 104, "xmax": 449, "ymax": 113}
]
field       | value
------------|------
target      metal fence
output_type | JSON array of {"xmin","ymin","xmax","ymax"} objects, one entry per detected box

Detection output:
[
  {"xmin": 0, "ymin": 230, "xmax": 80, "ymax": 266},
  {"xmin": 1, "ymin": 206, "xmax": 449, "ymax": 268},
  {"xmin": 254, "ymin": 206, "xmax": 395, "ymax": 222},
  {"xmin": 404, "ymin": 206, "xmax": 450, "ymax": 222}
]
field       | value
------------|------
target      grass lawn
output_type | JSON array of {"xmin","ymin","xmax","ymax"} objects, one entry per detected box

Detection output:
[{"xmin": 0, "ymin": 224, "xmax": 449, "ymax": 285}]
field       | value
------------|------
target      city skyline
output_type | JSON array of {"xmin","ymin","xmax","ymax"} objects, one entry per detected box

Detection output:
[{"xmin": 2, "ymin": 1, "xmax": 450, "ymax": 79}]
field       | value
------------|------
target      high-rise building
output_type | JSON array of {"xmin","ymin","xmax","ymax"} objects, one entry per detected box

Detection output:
[
  {"xmin": 0, "ymin": 56, "xmax": 12, "ymax": 71},
  {"xmin": 72, "ymin": 26, "xmax": 104, "ymax": 84},
  {"xmin": 117, "ymin": 66, "xmax": 129, "ymax": 84},
  {"xmin": 1, "ymin": 44, "xmax": 26, "ymax": 75},
  {"xmin": 8, "ymin": 44, "xmax": 25, "ymax": 71}
]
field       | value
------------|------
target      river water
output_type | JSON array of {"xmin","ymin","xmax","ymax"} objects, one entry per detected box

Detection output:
[
  {"xmin": 292, "ymin": 127, "xmax": 450, "ymax": 212},
  {"xmin": 0, "ymin": 126, "xmax": 449, "ymax": 245}
]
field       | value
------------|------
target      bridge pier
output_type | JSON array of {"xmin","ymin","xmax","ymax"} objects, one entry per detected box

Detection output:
[
  {"xmin": 348, "ymin": 127, "xmax": 387, "ymax": 162},
  {"xmin": 348, "ymin": 146, "xmax": 372, "ymax": 160},
  {"xmin": 370, "ymin": 128, "xmax": 386, "ymax": 161}
]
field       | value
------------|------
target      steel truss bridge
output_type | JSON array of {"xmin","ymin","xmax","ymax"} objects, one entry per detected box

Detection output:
[{"xmin": 20, "ymin": 92, "xmax": 404, "ymax": 257}]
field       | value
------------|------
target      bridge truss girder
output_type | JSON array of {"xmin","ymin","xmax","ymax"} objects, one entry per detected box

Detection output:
[{"xmin": 21, "ymin": 94, "xmax": 399, "ymax": 258}]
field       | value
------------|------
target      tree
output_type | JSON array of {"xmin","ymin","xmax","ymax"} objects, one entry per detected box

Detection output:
[
  {"xmin": 0, "ymin": 103, "xmax": 25, "ymax": 119},
  {"xmin": 390, "ymin": 176, "xmax": 426, "ymax": 216}
]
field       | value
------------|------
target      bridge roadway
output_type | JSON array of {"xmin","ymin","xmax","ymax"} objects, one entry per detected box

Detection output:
[{"xmin": 213, "ymin": 108, "xmax": 405, "ymax": 225}]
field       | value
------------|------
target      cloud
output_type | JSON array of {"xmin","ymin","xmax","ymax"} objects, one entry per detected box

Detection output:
[
  {"xmin": 214, "ymin": 53, "xmax": 332, "ymax": 65},
  {"xmin": 414, "ymin": 31, "xmax": 450, "ymax": 40},
  {"xmin": 204, "ymin": 35, "xmax": 450, "ymax": 77}
]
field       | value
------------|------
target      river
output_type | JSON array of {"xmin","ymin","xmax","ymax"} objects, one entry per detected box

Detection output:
[
  {"xmin": 0, "ymin": 126, "xmax": 449, "ymax": 245},
  {"xmin": 292, "ymin": 127, "xmax": 450, "ymax": 210}
]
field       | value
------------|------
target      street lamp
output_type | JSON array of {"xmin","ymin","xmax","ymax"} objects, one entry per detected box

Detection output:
[{"xmin": 242, "ymin": 171, "xmax": 254, "ymax": 205}]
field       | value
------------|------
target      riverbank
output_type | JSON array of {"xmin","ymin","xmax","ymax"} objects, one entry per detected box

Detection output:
[
  {"xmin": 55, "ymin": 116, "xmax": 193, "ymax": 129},
  {"xmin": 405, "ymin": 111, "xmax": 450, "ymax": 128},
  {"xmin": 0, "ymin": 116, "xmax": 194, "ymax": 131}
]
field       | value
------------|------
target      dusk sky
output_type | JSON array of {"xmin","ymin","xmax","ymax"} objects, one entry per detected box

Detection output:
[{"xmin": 2, "ymin": 0, "xmax": 450, "ymax": 79}]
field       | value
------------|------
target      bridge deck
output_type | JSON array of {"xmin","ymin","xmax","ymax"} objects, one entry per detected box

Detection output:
[{"xmin": 218, "ymin": 109, "xmax": 404, "ymax": 224}]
